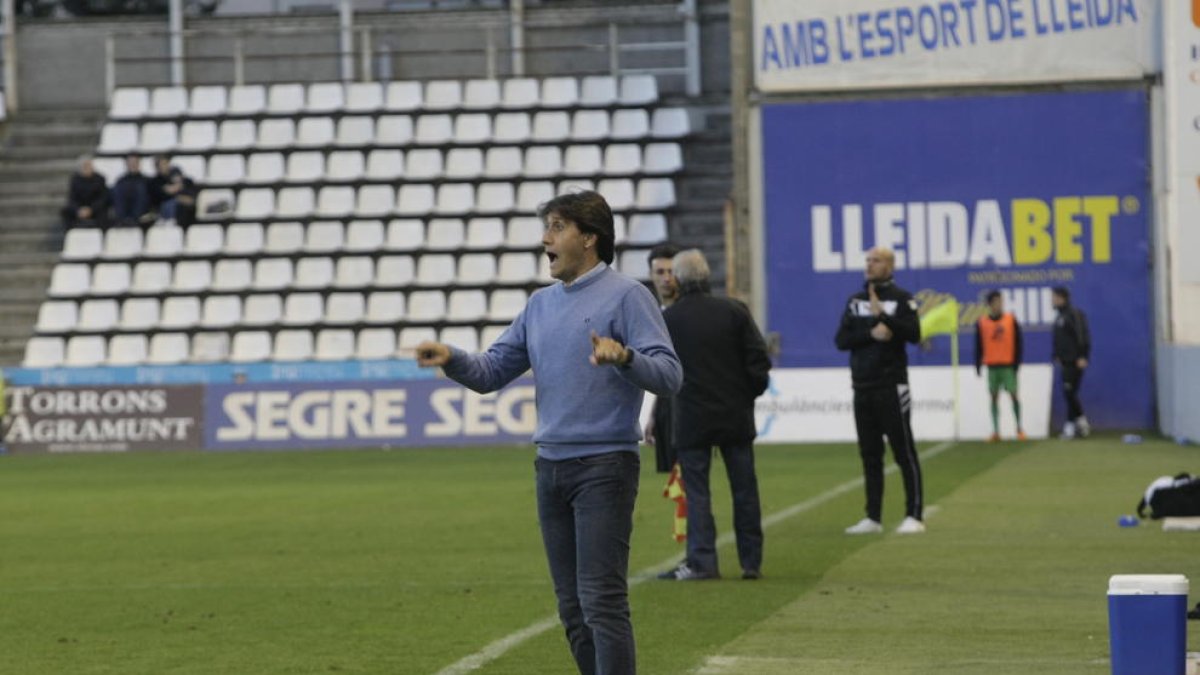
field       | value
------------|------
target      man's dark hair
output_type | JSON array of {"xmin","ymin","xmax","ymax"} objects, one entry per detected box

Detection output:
[
  {"xmin": 985, "ymin": 290, "xmax": 1002, "ymax": 304},
  {"xmin": 1051, "ymin": 286, "xmax": 1070, "ymax": 301},
  {"xmin": 647, "ymin": 243, "xmax": 681, "ymax": 267},
  {"xmin": 537, "ymin": 191, "xmax": 614, "ymax": 264}
]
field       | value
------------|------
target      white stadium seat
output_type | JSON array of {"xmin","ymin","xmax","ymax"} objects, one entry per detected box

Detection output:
[
  {"xmin": 119, "ymin": 298, "xmax": 160, "ymax": 331},
  {"xmin": 62, "ymin": 229, "xmax": 103, "ymax": 261},
  {"xmin": 439, "ymin": 326, "xmax": 479, "ymax": 353},
  {"xmin": 184, "ymin": 223, "xmax": 224, "ymax": 256},
  {"xmin": 506, "ymin": 217, "xmax": 543, "ymax": 248},
  {"xmin": 235, "ymin": 187, "xmax": 275, "ymax": 220},
  {"xmin": 283, "ymin": 293, "xmax": 323, "ymax": 325},
  {"xmin": 297, "ymin": 117, "xmax": 336, "ymax": 147},
  {"xmin": 466, "ymin": 217, "xmax": 505, "ymax": 249},
  {"xmin": 327, "ymin": 151, "xmax": 365, "ymax": 181},
  {"xmin": 398, "ymin": 327, "xmax": 437, "ymax": 351},
  {"xmin": 253, "ymin": 258, "xmax": 293, "ymax": 290},
  {"xmin": 286, "ymin": 151, "xmax": 325, "ymax": 183},
  {"xmin": 305, "ymin": 221, "xmax": 344, "ymax": 253},
  {"xmin": 315, "ymin": 186, "xmax": 355, "ymax": 218},
  {"xmin": 416, "ymin": 254, "xmax": 456, "ymax": 286},
  {"xmin": 178, "ymin": 121, "xmax": 218, "ymax": 152},
  {"xmin": 540, "ymin": 77, "xmax": 579, "ymax": 107},
  {"xmin": 611, "ymin": 109, "xmax": 650, "ymax": 140},
  {"xmin": 498, "ymin": 252, "xmax": 537, "ymax": 283},
  {"xmin": 619, "ymin": 74, "xmax": 658, "ymax": 105},
  {"xmin": 426, "ymin": 218, "xmax": 465, "ymax": 250},
  {"xmin": 49, "ymin": 263, "xmax": 90, "ymax": 297},
  {"xmin": 488, "ymin": 289, "xmax": 527, "ymax": 321},
  {"xmin": 501, "ymin": 78, "xmax": 539, "ymax": 109},
  {"xmin": 224, "ymin": 222, "xmax": 265, "ymax": 255},
  {"xmin": 131, "ymin": 262, "xmax": 172, "ymax": 294},
  {"xmin": 345, "ymin": 82, "xmax": 384, "ymax": 113},
  {"xmin": 201, "ymin": 295, "xmax": 242, "ymax": 329},
  {"xmin": 246, "ymin": 152, "xmax": 286, "ymax": 184},
  {"xmin": 91, "ymin": 262, "xmax": 132, "ymax": 295},
  {"xmin": 75, "ymin": 297, "xmax": 117, "ymax": 331},
  {"xmin": 476, "ymin": 182, "xmax": 516, "ymax": 214},
  {"xmin": 604, "ymin": 144, "xmax": 642, "ymax": 175},
  {"xmin": 277, "ymin": 186, "xmax": 316, "ymax": 219},
  {"xmin": 306, "ymin": 82, "xmax": 345, "ymax": 114},
  {"xmin": 192, "ymin": 332, "xmax": 231, "ymax": 363},
  {"xmin": 580, "ymin": 75, "xmax": 618, "ymax": 107},
  {"xmin": 293, "ymin": 257, "xmax": 335, "ymax": 290},
  {"xmin": 463, "ymin": 79, "xmax": 501, "ymax": 109},
  {"xmin": 148, "ymin": 333, "xmax": 190, "ymax": 364},
  {"xmin": 227, "ymin": 85, "xmax": 266, "ymax": 116},
  {"xmin": 346, "ymin": 220, "xmax": 385, "ymax": 252},
  {"xmin": 517, "ymin": 181, "xmax": 554, "ymax": 213},
  {"xmin": 365, "ymin": 292, "xmax": 405, "ymax": 324},
  {"xmin": 110, "ymin": 87, "xmax": 149, "ymax": 120},
  {"xmin": 210, "ymin": 259, "xmax": 253, "ymax": 292},
  {"xmin": 98, "ymin": 123, "xmax": 138, "ymax": 154},
  {"xmin": 493, "ymin": 112, "xmax": 531, "ymax": 144},
  {"xmin": 524, "ymin": 146, "xmax": 562, "ymax": 179},
  {"xmin": 484, "ymin": 147, "xmax": 523, "ymax": 179},
  {"xmin": 242, "ymin": 294, "xmax": 283, "ymax": 326},
  {"xmin": 397, "ymin": 184, "xmax": 435, "ymax": 216},
  {"xmin": 453, "ymin": 113, "xmax": 491, "ymax": 145},
  {"xmin": 644, "ymin": 142, "xmax": 683, "ymax": 174},
  {"xmin": 325, "ymin": 292, "xmax": 365, "ymax": 324},
  {"xmin": 24, "ymin": 337, "xmax": 65, "ymax": 367},
  {"xmin": 386, "ymin": 220, "xmax": 425, "ymax": 251},
  {"xmin": 144, "ymin": 224, "xmax": 184, "ymax": 257},
  {"xmin": 435, "ymin": 183, "xmax": 475, "ymax": 215},
  {"xmin": 265, "ymin": 222, "xmax": 305, "ymax": 254},
  {"xmin": 139, "ymin": 122, "xmax": 178, "ymax": 154},
  {"xmin": 407, "ymin": 290, "xmax": 446, "ymax": 321},
  {"xmin": 627, "ymin": 214, "xmax": 669, "ymax": 244},
  {"xmin": 337, "ymin": 116, "xmax": 375, "ymax": 146},
  {"xmin": 257, "ymin": 119, "xmax": 296, "ymax": 149},
  {"xmin": 652, "ymin": 108, "xmax": 692, "ymax": 138},
  {"xmin": 415, "ymin": 114, "xmax": 453, "ymax": 145},
  {"xmin": 315, "ymin": 329, "xmax": 355, "ymax": 361},
  {"xmin": 457, "ymin": 253, "xmax": 497, "ymax": 285},
  {"xmin": 190, "ymin": 85, "xmax": 228, "ymax": 117},
  {"xmin": 274, "ymin": 329, "xmax": 314, "ymax": 361},
  {"xmin": 217, "ymin": 120, "xmax": 256, "ymax": 150},
  {"xmin": 376, "ymin": 255, "xmax": 415, "ymax": 286},
  {"xmin": 376, "ymin": 115, "xmax": 414, "ymax": 145},
  {"xmin": 108, "ymin": 334, "xmax": 148, "ymax": 366},
  {"xmin": 637, "ymin": 178, "xmax": 677, "ymax": 209},
  {"xmin": 36, "ymin": 301, "xmax": 77, "ymax": 333},
  {"xmin": 160, "ymin": 296, "xmax": 201, "ymax": 329},
  {"xmin": 335, "ymin": 256, "xmax": 375, "ymax": 289},
  {"xmin": 231, "ymin": 331, "xmax": 272, "ymax": 362},
  {"xmin": 267, "ymin": 83, "xmax": 306, "ymax": 115},
  {"xmin": 564, "ymin": 144, "xmax": 603, "ymax": 176},
  {"xmin": 425, "ymin": 80, "xmax": 462, "ymax": 110},
  {"xmin": 571, "ymin": 110, "xmax": 610, "ymax": 141},
  {"xmin": 206, "ymin": 154, "xmax": 247, "ymax": 185},
  {"xmin": 445, "ymin": 148, "xmax": 484, "ymax": 180},
  {"xmin": 102, "ymin": 228, "xmax": 143, "ymax": 260},
  {"xmin": 531, "ymin": 111, "xmax": 570, "ymax": 143},
  {"xmin": 385, "ymin": 81, "xmax": 423, "ymax": 111},
  {"xmin": 65, "ymin": 335, "xmax": 106, "ymax": 367},
  {"xmin": 405, "ymin": 148, "xmax": 444, "ymax": 180},
  {"xmin": 356, "ymin": 328, "xmax": 397, "ymax": 359},
  {"xmin": 597, "ymin": 178, "xmax": 635, "ymax": 211},
  {"xmin": 356, "ymin": 185, "xmax": 396, "ymax": 217}
]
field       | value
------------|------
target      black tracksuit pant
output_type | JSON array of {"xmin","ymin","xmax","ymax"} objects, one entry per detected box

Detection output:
[
  {"xmin": 853, "ymin": 384, "xmax": 923, "ymax": 522},
  {"xmin": 1061, "ymin": 363, "xmax": 1085, "ymax": 422}
]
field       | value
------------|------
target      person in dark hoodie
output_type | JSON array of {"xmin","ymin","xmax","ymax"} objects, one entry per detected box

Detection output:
[
  {"xmin": 835, "ymin": 247, "xmax": 925, "ymax": 536},
  {"xmin": 657, "ymin": 249, "xmax": 771, "ymax": 581},
  {"xmin": 61, "ymin": 156, "xmax": 110, "ymax": 228},
  {"xmin": 111, "ymin": 153, "xmax": 151, "ymax": 225},
  {"xmin": 1051, "ymin": 286, "xmax": 1091, "ymax": 439}
]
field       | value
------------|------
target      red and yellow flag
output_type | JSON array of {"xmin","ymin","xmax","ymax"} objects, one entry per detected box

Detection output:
[{"xmin": 663, "ymin": 462, "xmax": 687, "ymax": 543}]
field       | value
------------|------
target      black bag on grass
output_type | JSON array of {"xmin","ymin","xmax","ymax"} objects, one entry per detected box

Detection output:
[{"xmin": 1137, "ymin": 474, "xmax": 1200, "ymax": 519}]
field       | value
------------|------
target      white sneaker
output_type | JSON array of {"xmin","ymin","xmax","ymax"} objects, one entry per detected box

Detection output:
[
  {"xmin": 1061, "ymin": 421, "xmax": 1077, "ymax": 439},
  {"xmin": 1077, "ymin": 417, "xmax": 1091, "ymax": 438},
  {"xmin": 896, "ymin": 517, "xmax": 926, "ymax": 534},
  {"xmin": 844, "ymin": 518, "xmax": 883, "ymax": 535}
]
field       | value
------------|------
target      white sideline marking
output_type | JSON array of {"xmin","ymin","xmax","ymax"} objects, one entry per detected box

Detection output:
[{"xmin": 432, "ymin": 441, "xmax": 956, "ymax": 675}]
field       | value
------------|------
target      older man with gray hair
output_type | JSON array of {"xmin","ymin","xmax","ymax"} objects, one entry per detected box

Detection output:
[{"xmin": 657, "ymin": 249, "xmax": 771, "ymax": 581}]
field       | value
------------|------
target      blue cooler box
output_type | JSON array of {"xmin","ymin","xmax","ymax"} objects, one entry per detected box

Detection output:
[{"xmin": 1108, "ymin": 574, "xmax": 1189, "ymax": 675}]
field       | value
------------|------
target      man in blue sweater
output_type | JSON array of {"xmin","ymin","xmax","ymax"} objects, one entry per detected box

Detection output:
[{"xmin": 416, "ymin": 190, "xmax": 682, "ymax": 675}]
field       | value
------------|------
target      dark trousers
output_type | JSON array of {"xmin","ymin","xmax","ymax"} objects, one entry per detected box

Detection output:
[
  {"xmin": 853, "ymin": 384, "xmax": 923, "ymax": 522},
  {"xmin": 536, "ymin": 451, "xmax": 639, "ymax": 675},
  {"xmin": 1061, "ymin": 363, "xmax": 1085, "ymax": 422},
  {"xmin": 652, "ymin": 398, "xmax": 675, "ymax": 473},
  {"xmin": 677, "ymin": 442, "xmax": 764, "ymax": 576}
]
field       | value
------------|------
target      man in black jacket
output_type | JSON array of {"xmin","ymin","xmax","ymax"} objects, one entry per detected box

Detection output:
[
  {"xmin": 657, "ymin": 249, "xmax": 771, "ymax": 581},
  {"xmin": 835, "ymin": 247, "xmax": 925, "ymax": 535},
  {"xmin": 61, "ymin": 157, "xmax": 110, "ymax": 228},
  {"xmin": 1051, "ymin": 286, "xmax": 1091, "ymax": 439}
]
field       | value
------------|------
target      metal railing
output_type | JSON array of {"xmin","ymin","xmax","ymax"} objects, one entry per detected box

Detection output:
[{"xmin": 102, "ymin": 5, "xmax": 700, "ymax": 99}]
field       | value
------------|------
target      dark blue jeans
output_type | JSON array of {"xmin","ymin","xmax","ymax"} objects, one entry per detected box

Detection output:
[
  {"xmin": 536, "ymin": 451, "xmax": 640, "ymax": 675},
  {"xmin": 677, "ymin": 442, "xmax": 764, "ymax": 576}
]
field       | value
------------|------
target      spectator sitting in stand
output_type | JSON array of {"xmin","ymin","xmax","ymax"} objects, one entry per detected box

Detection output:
[
  {"xmin": 61, "ymin": 156, "xmax": 110, "ymax": 228},
  {"xmin": 111, "ymin": 153, "xmax": 153, "ymax": 226},
  {"xmin": 149, "ymin": 154, "xmax": 198, "ymax": 226}
]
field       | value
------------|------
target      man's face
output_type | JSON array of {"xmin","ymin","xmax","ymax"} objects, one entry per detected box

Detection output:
[
  {"xmin": 80, "ymin": 160, "xmax": 94, "ymax": 177},
  {"xmin": 650, "ymin": 257, "xmax": 677, "ymax": 303},
  {"xmin": 1052, "ymin": 293, "xmax": 1066, "ymax": 309},
  {"xmin": 156, "ymin": 157, "xmax": 170, "ymax": 174},
  {"xmin": 126, "ymin": 155, "xmax": 141, "ymax": 172},
  {"xmin": 864, "ymin": 249, "xmax": 893, "ymax": 282},
  {"xmin": 988, "ymin": 296, "xmax": 1004, "ymax": 315},
  {"xmin": 542, "ymin": 212, "xmax": 595, "ymax": 284}
]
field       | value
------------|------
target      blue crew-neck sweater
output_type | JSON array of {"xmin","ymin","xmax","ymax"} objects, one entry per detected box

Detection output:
[{"xmin": 442, "ymin": 262, "xmax": 682, "ymax": 460}]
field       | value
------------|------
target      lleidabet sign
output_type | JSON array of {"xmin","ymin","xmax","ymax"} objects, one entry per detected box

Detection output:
[{"xmin": 753, "ymin": 0, "xmax": 1159, "ymax": 92}]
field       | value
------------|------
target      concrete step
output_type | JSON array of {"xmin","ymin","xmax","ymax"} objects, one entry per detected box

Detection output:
[
  {"xmin": 0, "ymin": 230, "xmax": 65, "ymax": 252},
  {"xmin": 0, "ymin": 252, "xmax": 60, "ymax": 267},
  {"xmin": 0, "ymin": 144, "xmax": 96, "ymax": 161},
  {"xmin": 0, "ymin": 215, "xmax": 64, "ymax": 231},
  {"xmin": 0, "ymin": 158, "xmax": 80, "ymax": 174},
  {"xmin": 0, "ymin": 180, "xmax": 71, "ymax": 196},
  {"xmin": 7, "ymin": 132, "xmax": 98, "ymax": 148}
]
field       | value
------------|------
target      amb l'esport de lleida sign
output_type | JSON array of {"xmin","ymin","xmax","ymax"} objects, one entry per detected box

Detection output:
[{"xmin": 754, "ymin": 0, "xmax": 1158, "ymax": 92}]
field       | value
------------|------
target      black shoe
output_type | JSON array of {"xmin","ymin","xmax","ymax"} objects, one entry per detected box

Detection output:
[
  {"xmin": 742, "ymin": 569, "xmax": 761, "ymax": 580},
  {"xmin": 657, "ymin": 563, "xmax": 718, "ymax": 581},
  {"xmin": 1188, "ymin": 603, "xmax": 1200, "ymax": 620}
]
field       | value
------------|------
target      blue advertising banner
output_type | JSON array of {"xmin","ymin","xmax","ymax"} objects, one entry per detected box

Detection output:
[
  {"xmin": 762, "ymin": 89, "xmax": 1152, "ymax": 428},
  {"xmin": 204, "ymin": 378, "xmax": 536, "ymax": 450},
  {"xmin": 4, "ymin": 359, "xmax": 435, "ymax": 387}
]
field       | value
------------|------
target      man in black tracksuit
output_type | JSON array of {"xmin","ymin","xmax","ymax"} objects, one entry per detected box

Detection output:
[
  {"xmin": 658, "ymin": 249, "xmax": 771, "ymax": 580},
  {"xmin": 835, "ymin": 247, "xmax": 925, "ymax": 535},
  {"xmin": 1051, "ymin": 286, "xmax": 1091, "ymax": 438}
]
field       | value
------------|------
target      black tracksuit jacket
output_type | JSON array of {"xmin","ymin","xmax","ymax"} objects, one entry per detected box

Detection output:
[{"xmin": 834, "ymin": 279, "xmax": 922, "ymax": 389}]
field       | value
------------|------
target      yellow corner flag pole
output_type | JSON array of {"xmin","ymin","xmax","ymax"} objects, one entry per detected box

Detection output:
[{"xmin": 920, "ymin": 299, "xmax": 961, "ymax": 440}]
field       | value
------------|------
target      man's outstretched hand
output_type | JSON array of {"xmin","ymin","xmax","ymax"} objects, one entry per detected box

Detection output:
[
  {"xmin": 415, "ymin": 341, "xmax": 451, "ymax": 367},
  {"xmin": 590, "ymin": 331, "xmax": 631, "ymax": 367}
]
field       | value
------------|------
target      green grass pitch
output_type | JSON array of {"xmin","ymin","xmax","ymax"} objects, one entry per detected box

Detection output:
[{"xmin": 0, "ymin": 437, "xmax": 1196, "ymax": 674}]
